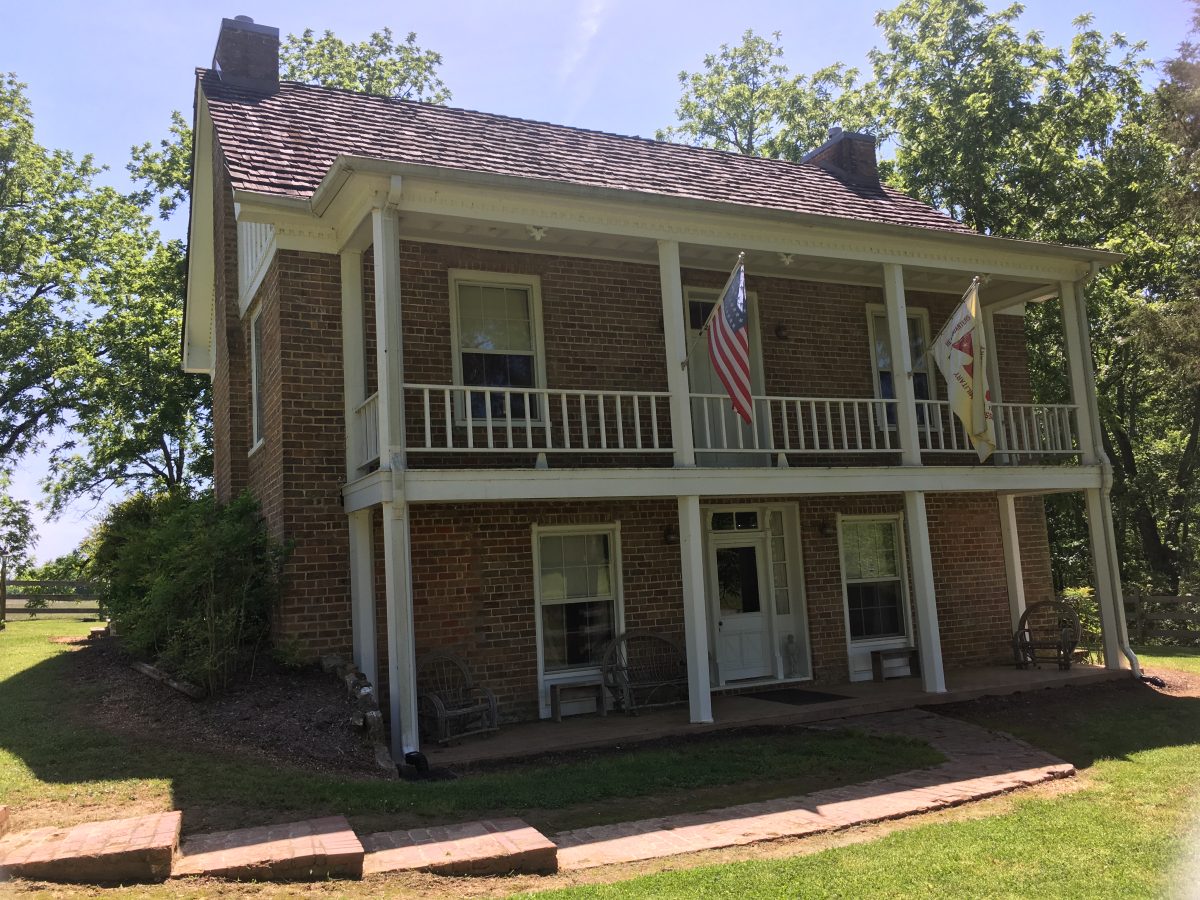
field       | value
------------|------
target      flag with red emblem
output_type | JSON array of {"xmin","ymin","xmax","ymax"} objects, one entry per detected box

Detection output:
[{"xmin": 931, "ymin": 277, "xmax": 996, "ymax": 461}]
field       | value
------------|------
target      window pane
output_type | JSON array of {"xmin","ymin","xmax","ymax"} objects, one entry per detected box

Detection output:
[
  {"xmin": 457, "ymin": 282, "xmax": 533, "ymax": 353},
  {"xmin": 847, "ymin": 581, "xmax": 904, "ymax": 639},
  {"xmin": 562, "ymin": 535, "xmax": 588, "ymax": 566},
  {"xmin": 541, "ymin": 570, "xmax": 566, "ymax": 601},
  {"xmin": 735, "ymin": 511, "xmax": 759, "ymax": 530},
  {"xmin": 843, "ymin": 521, "xmax": 900, "ymax": 580},
  {"xmin": 873, "ymin": 315, "xmax": 891, "ymax": 370},
  {"xmin": 541, "ymin": 599, "xmax": 614, "ymax": 671},
  {"xmin": 908, "ymin": 316, "xmax": 927, "ymax": 372},
  {"xmin": 711, "ymin": 512, "xmax": 735, "ymax": 531},
  {"xmin": 913, "ymin": 372, "xmax": 930, "ymax": 401},
  {"xmin": 565, "ymin": 565, "xmax": 590, "ymax": 599},
  {"xmin": 878, "ymin": 370, "xmax": 895, "ymax": 401},
  {"xmin": 690, "ymin": 300, "xmax": 715, "ymax": 331},
  {"xmin": 716, "ymin": 546, "xmax": 761, "ymax": 614}
]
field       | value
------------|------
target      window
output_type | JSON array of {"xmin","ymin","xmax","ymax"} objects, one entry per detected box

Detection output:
[
  {"xmin": 840, "ymin": 518, "xmax": 908, "ymax": 641},
  {"xmin": 536, "ymin": 528, "xmax": 620, "ymax": 672},
  {"xmin": 867, "ymin": 307, "xmax": 932, "ymax": 425},
  {"xmin": 250, "ymin": 308, "xmax": 264, "ymax": 449},
  {"xmin": 449, "ymin": 271, "xmax": 544, "ymax": 420},
  {"xmin": 710, "ymin": 511, "xmax": 759, "ymax": 531}
]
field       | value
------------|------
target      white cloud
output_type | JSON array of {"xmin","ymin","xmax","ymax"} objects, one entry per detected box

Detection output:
[{"xmin": 558, "ymin": 0, "xmax": 612, "ymax": 84}]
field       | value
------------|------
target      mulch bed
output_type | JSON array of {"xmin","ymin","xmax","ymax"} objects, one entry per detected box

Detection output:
[{"xmin": 68, "ymin": 637, "xmax": 383, "ymax": 779}]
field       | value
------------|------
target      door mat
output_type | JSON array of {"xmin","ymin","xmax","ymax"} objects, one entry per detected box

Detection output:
[{"xmin": 743, "ymin": 688, "xmax": 850, "ymax": 706}]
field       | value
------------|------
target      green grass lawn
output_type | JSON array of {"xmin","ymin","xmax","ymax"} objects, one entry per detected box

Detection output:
[
  {"xmin": 524, "ymin": 661, "xmax": 1200, "ymax": 899},
  {"xmin": 1137, "ymin": 644, "xmax": 1200, "ymax": 675},
  {"xmin": 0, "ymin": 620, "xmax": 938, "ymax": 837}
]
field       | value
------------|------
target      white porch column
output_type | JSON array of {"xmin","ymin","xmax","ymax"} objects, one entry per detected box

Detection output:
[
  {"xmin": 347, "ymin": 508, "xmax": 377, "ymax": 687},
  {"xmin": 1059, "ymin": 281, "xmax": 1099, "ymax": 465},
  {"xmin": 1085, "ymin": 488, "xmax": 1124, "ymax": 670},
  {"xmin": 982, "ymin": 307, "xmax": 1010, "ymax": 460},
  {"xmin": 904, "ymin": 490, "xmax": 946, "ymax": 693},
  {"xmin": 658, "ymin": 239, "xmax": 696, "ymax": 467},
  {"xmin": 677, "ymin": 495, "xmax": 713, "ymax": 722},
  {"xmin": 382, "ymin": 500, "xmax": 419, "ymax": 752},
  {"xmin": 370, "ymin": 203, "xmax": 420, "ymax": 753},
  {"xmin": 882, "ymin": 264, "xmax": 922, "ymax": 466},
  {"xmin": 997, "ymin": 494, "xmax": 1027, "ymax": 630}
]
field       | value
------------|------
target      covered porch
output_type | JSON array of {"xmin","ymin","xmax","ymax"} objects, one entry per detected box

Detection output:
[{"xmin": 428, "ymin": 663, "xmax": 1127, "ymax": 767}]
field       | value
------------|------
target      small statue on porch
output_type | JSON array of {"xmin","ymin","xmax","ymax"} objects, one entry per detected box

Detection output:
[{"xmin": 783, "ymin": 634, "xmax": 801, "ymax": 678}]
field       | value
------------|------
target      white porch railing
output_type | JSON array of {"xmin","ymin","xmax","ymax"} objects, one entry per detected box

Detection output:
[
  {"xmin": 916, "ymin": 400, "xmax": 1081, "ymax": 457},
  {"xmin": 403, "ymin": 384, "xmax": 674, "ymax": 453},
  {"xmin": 355, "ymin": 392, "xmax": 380, "ymax": 469},
  {"xmin": 690, "ymin": 394, "xmax": 898, "ymax": 453}
]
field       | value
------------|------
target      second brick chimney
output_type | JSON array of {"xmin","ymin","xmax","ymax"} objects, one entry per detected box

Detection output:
[
  {"xmin": 212, "ymin": 16, "xmax": 279, "ymax": 93},
  {"xmin": 801, "ymin": 127, "xmax": 880, "ymax": 189}
]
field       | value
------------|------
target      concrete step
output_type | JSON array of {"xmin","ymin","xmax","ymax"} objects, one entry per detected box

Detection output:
[
  {"xmin": 363, "ymin": 818, "xmax": 557, "ymax": 876},
  {"xmin": 171, "ymin": 815, "xmax": 363, "ymax": 881},
  {"xmin": 0, "ymin": 811, "xmax": 180, "ymax": 884}
]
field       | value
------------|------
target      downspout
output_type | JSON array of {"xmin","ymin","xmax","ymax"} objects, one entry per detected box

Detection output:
[{"xmin": 1075, "ymin": 262, "xmax": 1142, "ymax": 677}]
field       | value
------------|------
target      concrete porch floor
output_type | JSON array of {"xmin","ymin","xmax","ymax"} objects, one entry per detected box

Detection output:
[{"xmin": 428, "ymin": 664, "xmax": 1130, "ymax": 767}]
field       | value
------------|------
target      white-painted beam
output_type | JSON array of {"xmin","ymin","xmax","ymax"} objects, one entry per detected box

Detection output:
[
  {"xmin": 382, "ymin": 500, "xmax": 420, "ymax": 753},
  {"xmin": 904, "ymin": 491, "xmax": 946, "ymax": 693},
  {"xmin": 658, "ymin": 240, "xmax": 696, "ymax": 467},
  {"xmin": 1059, "ymin": 281, "xmax": 1099, "ymax": 464},
  {"xmin": 1084, "ymin": 487, "xmax": 1123, "ymax": 670},
  {"xmin": 882, "ymin": 264, "xmax": 921, "ymax": 466},
  {"xmin": 997, "ymin": 494, "xmax": 1027, "ymax": 630},
  {"xmin": 677, "ymin": 495, "xmax": 713, "ymax": 722},
  {"xmin": 372, "ymin": 206, "xmax": 406, "ymax": 470},
  {"xmin": 341, "ymin": 250, "xmax": 367, "ymax": 480},
  {"xmin": 348, "ymin": 508, "xmax": 377, "ymax": 689}
]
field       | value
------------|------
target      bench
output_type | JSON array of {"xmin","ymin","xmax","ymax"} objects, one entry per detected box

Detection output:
[
  {"xmin": 549, "ymin": 674, "xmax": 607, "ymax": 721},
  {"xmin": 870, "ymin": 647, "xmax": 920, "ymax": 682},
  {"xmin": 601, "ymin": 631, "xmax": 688, "ymax": 716},
  {"xmin": 1013, "ymin": 600, "xmax": 1080, "ymax": 671},
  {"xmin": 416, "ymin": 651, "xmax": 499, "ymax": 745}
]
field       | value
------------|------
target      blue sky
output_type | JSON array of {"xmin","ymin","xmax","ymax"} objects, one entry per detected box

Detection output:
[{"xmin": 2, "ymin": 0, "xmax": 1194, "ymax": 561}]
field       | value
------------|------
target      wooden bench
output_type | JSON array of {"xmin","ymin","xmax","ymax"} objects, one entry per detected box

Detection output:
[
  {"xmin": 416, "ymin": 651, "xmax": 499, "ymax": 745},
  {"xmin": 1013, "ymin": 600, "xmax": 1080, "ymax": 671},
  {"xmin": 871, "ymin": 647, "xmax": 920, "ymax": 682},
  {"xmin": 601, "ymin": 631, "xmax": 688, "ymax": 716},
  {"xmin": 549, "ymin": 675, "xmax": 607, "ymax": 721}
]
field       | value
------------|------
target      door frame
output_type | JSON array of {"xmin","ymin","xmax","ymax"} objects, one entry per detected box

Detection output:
[{"xmin": 836, "ymin": 512, "xmax": 916, "ymax": 682}]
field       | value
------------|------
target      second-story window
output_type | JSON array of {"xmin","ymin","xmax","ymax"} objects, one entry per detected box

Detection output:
[
  {"xmin": 867, "ymin": 306, "xmax": 933, "ymax": 425},
  {"xmin": 450, "ymin": 271, "xmax": 544, "ymax": 420}
]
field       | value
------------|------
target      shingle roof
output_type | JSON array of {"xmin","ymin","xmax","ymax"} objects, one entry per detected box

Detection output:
[{"xmin": 200, "ymin": 71, "xmax": 974, "ymax": 235}]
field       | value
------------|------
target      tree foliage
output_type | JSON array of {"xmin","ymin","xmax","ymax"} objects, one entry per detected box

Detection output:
[
  {"xmin": 0, "ymin": 483, "xmax": 36, "ymax": 629},
  {"xmin": 280, "ymin": 27, "xmax": 451, "ymax": 103},
  {"xmin": 664, "ymin": 3, "xmax": 1200, "ymax": 593}
]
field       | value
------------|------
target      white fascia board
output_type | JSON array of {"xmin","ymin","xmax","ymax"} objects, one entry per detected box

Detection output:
[
  {"xmin": 400, "ymin": 464, "xmax": 1103, "ymax": 503},
  {"xmin": 308, "ymin": 155, "xmax": 1121, "ymax": 279},
  {"xmin": 182, "ymin": 90, "xmax": 216, "ymax": 376},
  {"xmin": 342, "ymin": 469, "xmax": 389, "ymax": 512}
]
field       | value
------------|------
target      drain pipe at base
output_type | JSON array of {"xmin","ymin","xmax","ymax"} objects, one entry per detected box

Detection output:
[{"xmin": 1074, "ymin": 263, "xmax": 1142, "ymax": 678}]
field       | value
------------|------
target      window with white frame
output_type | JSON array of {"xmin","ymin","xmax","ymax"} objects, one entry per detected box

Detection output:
[
  {"xmin": 450, "ymin": 271, "xmax": 543, "ymax": 420},
  {"xmin": 840, "ymin": 517, "xmax": 908, "ymax": 641},
  {"xmin": 250, "ymin": 308, "xmax": 264, "ymax": 449},
  {"xmin": 536, "ymin": 527, "xmax": 619, "ymax": 672},
  {"xmin": 867, "ymin": 306, "xmax": 932, "ymax": 425}
]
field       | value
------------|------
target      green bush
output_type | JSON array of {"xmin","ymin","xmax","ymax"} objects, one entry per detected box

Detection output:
[{"xmin": 90, "ymin": 490, "xmax": 286, "ymax": 695}]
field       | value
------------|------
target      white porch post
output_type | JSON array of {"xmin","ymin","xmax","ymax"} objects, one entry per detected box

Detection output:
[
  {"xmin": 1059, "ymin": 281, "xmax": 1099, "ymax": 465},
  {"xmin": 677, "ymin": 495, "xmax": 713, "ymax": 722},
  {"xmin": 347, "ymin": 509, "xmax": 377, "ymax": 687},
  {"xmin": 904, "ymin": 490, "xmax": 946, "ymax": 693},
  {"xmin": 341, "ymin": 249, "xmax": 377, "ymax": 685},
  {"xmin": 882, "ymin": 264, "xmax": 922, "ymax": 466},
  {"xmin": 371, "ymin": 204, "xmax": 419, "ymax": 753},
  {"xmin": 1084, "ymin": 488, "xmax": 1124, "ymax": 669},
  {"xmin": 997, "ymin": 494, "xmax": 1027, "ymax": 630},
  {"xmin": 658, "ymin": 239, "xmax": 696, "ymax": 467}
]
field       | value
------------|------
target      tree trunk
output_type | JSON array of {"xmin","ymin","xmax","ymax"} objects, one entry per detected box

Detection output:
[{"xmin": 1, "ymin": 556, "xmax": 7, "ymax": 631}]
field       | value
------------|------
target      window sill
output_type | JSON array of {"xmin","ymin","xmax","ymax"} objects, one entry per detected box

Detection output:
[{"xmin": 248, "ymin": 438, "xmax": 265, "ymax": 459}]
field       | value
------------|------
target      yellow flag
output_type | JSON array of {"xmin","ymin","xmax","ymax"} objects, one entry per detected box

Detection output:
[{"xmin": 931, "ymin": 280, "xmax": 996, "ymax": 461}]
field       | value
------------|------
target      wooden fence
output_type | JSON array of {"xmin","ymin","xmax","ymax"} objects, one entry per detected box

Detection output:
[
  {"xmin": 1123, "ymin": 595, "xmax": 1200, "ymax": 645},
  {"xmin": 2, "ymin": 580, "xmax": 101, "ymax": 618}
]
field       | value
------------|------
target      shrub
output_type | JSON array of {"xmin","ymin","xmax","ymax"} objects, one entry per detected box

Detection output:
[{"xmin": 90, "ymin": 490, "xmax": 286, "ymax": 695}]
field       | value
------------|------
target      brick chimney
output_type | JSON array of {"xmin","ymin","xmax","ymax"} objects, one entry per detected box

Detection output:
[
  {"xmin": 801, "ymin": 127, "xmax": 880, "ymax": 189},
  {"xmin": 212, "ymin": 16, "xmax": 279, "ymax": 93}
]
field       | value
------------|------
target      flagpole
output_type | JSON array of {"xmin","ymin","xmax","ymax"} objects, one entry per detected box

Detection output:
[{"xmin": 681, "ymin": 251, "xmax": 745, "ymax": 371}]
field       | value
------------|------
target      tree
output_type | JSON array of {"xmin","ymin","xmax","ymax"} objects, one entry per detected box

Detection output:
[
  {"xmin": 280, "ymin": 27, "xmax": 451, "ymax": 103},
  {"xmin": 0, "ymin": 74, "xmax": 148, "ymax": 465},
  {"xmin": 0, "ymin": 484, "xmax": 36, "ymax": 630},
  {"xmin": 658, "ymin": 30, "xmax": 872, "ymax": 158}
]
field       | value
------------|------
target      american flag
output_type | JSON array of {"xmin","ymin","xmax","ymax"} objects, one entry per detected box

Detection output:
[{"xmin": 707, "ymin": 256, "xmax": 752, "ymax": 423}]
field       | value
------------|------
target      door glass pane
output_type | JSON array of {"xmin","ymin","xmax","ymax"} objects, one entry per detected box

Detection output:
[{"xmin": 716, "ymin": 546, "xmax": 761, "ymax": 614}]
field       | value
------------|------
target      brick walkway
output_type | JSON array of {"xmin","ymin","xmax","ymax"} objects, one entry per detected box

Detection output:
[
  {"xmin": 553, "ymin": 709, "xmax": 1073, "ymax": 869},
  {"xmin": 0, "ymin": 710, "xmax": 1076, "ymax": 884}
]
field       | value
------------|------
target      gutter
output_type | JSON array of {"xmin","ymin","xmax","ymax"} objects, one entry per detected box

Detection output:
[{"xmin": 1075, "ymin": 261, "xmax": 1142, "ymax": 677}]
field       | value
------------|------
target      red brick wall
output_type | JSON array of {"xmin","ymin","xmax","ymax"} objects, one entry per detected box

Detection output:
[{"xmin": 1016, "ymin": 495, "xmax": 1055, "ymax": 606}]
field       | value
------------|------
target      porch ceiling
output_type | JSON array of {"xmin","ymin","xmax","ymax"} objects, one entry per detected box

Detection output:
[{"xmin": 396, "ymin": 208, "xmax": 1048, "ymax": 307}]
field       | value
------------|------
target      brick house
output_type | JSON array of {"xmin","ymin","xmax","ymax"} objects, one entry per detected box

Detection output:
[{"xmin": 183, "ymin": 17, "xmax": 1138, "ymax": 755}]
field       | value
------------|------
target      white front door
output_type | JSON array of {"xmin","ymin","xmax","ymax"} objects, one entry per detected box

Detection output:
[{"xmin": 708, "ymin": 536, "xmax": 773, "ymax": 682}]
